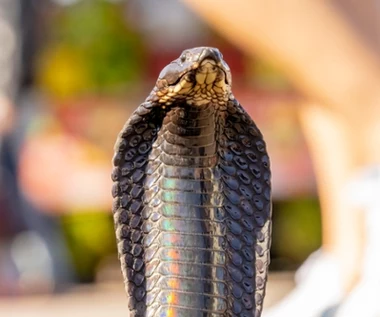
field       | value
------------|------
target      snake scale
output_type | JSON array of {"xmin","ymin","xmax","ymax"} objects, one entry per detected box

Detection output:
[{"xmin": 112, "ymin": 47, "xmax": 272, "ymax": 317}]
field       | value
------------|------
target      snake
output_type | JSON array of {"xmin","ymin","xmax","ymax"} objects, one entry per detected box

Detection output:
[{"xmin": 112, "ymin": 47, "xmax": 272, "ymax": 317}]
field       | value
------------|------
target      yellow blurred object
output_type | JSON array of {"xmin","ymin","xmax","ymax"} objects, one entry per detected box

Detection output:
[{"xmin": 36, "ymin": 45, "xmax": 92, "ymax": 100}]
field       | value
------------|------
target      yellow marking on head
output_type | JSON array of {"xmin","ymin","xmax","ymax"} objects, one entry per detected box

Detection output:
[
  {"xmin": 213, "ymin": 86, "xmax": 224, "ymax": 93},
  {"xmin": 173, "ymin": 84, "xmax": 182, "ymax": 93},
  {"xmin": 205, "ymin": 72, "xmax": 217, "ymax": 85},
  {"xmin": 195, "ymin": 73, "xmax": 206, "ymax": 84}
]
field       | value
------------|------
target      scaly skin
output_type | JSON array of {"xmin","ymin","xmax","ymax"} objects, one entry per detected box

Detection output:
[{"xmin": 112, "ymin": 47, "xmax": 272, "ymax": 317}]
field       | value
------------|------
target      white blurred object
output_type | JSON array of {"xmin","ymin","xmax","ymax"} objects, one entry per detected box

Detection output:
[
  {"xmin": 50, "ymin": 0, "xmax": 80, "ymax": 6},
  {"xmin": 0, "ymin": 0, "xmax": 20, "ymax": 100},
  {"xmin": 335, "ymin": 166, "xmax": 380, "ymax": 317},
  {"xmin": 10, "ymin": 231, "xmax": 55, "ymax": 293},
  {"xmin": 263, "ymin": 249, "xmax": 343, "ymax": 317},
  {"xmin": 126, "ymin": 0, "xmax": 208, "ymax": 50}
]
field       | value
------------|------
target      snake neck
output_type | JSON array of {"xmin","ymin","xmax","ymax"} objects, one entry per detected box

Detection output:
[
  {"xmin": 142, "ymin": 102, "xmax": 227, "ymax": 316},
  {"xmin": 156, "ymin": 102, "xmax": 220, "ymax": 167}
]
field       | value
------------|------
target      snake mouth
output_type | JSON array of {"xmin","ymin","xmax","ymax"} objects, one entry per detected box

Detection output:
[{"xmin": 195, "ymin": 59, "xmax": 225, "ymax": 86}]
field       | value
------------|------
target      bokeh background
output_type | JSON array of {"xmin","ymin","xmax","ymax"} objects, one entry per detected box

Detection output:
[{"xmin": 0, "ymin": 0, "xmax": 379, "ymax": 316}]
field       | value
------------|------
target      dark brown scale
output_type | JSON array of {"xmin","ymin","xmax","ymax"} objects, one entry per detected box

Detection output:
[{"xmin": 112, "ymin": 48, "xmax": 271, "ymax": 317}]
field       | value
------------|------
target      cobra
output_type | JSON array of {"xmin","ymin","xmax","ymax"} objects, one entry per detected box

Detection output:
[{"xmin": 112, "ymin": 47, "xmax": 272, "ymax": 317}]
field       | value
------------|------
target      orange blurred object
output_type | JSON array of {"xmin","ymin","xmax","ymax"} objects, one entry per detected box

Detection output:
[{"xmin": 19, "ymin": 131, "xmax": 112, "ymax": 213}]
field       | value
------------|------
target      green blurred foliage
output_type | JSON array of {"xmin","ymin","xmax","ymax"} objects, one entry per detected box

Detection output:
[
  {"xmin": 37, "ymin": 0, "xmax": 145, "ymax": 99},
  {"xmin": 61, "ymin": 212, "xmax": 116, "ymax": 282},
  {"xmin": 271, "ymin": 198, "xmax": 322, "ymax": 270}
]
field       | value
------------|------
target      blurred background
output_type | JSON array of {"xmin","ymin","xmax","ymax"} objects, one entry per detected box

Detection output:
[{"xmin": 0, "ymin": 0, "xmax": 379, "ymax": 316}]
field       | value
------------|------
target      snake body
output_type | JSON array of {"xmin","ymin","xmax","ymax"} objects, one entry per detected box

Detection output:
[{"xmin": 112, "ymin": 47, "xmax": 272, "ymax": 317}]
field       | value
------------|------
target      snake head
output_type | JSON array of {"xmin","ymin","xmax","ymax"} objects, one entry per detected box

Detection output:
[{"xmin": 154, "ymin": 47, "xmax": 232, "ymax": 106}]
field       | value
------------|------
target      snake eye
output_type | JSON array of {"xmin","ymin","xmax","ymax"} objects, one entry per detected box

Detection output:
[{"xmin": 180, "ymin": 52, "xmax": 187, "ymax": 63}]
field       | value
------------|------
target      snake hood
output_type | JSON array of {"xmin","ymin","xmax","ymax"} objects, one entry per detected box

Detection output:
[{"xmin": 112, "ymin": 47, "xmax": 272, "ymax": 317}]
